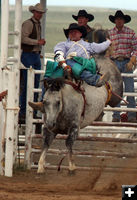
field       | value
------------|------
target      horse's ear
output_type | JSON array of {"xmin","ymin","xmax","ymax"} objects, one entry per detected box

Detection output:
[
  {"xmin": 92, "ymin": 30, "xmax": 97, "ymax": 43},
  {"xmin": 28, "ymin": 101, "xmax": 45, "ymax": 113}
]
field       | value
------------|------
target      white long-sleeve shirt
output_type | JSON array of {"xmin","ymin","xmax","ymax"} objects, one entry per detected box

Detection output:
[{"xmin": 54, "ymin": 38, "xmax": 111, "ymax": 59}]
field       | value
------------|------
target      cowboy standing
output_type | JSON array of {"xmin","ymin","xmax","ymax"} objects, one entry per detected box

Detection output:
[
  {"xmin": 108, "ymin": 10, "xmax": 137, "ymax": 123},
  {"xmin": 72, "ymin": 10, "xmax": 95, "ymax": 43},
  {"xmin": 19, "ymin": 3, "xmax": 46, "ymax": 123}
]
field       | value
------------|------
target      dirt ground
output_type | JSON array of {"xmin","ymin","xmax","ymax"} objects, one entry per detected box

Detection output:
[{"xmin": 0, "ymin": 167, "xmax": 137, "ymax": 200}]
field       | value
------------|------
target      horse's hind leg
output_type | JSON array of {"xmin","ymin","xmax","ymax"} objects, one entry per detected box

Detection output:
[
  {"xmin": 37, "ymin": 127, "xmax": 56, "ymax": 173},
  {"xmin": 65, "ymin": 125, "xmax": 79, "ymax": 174}
]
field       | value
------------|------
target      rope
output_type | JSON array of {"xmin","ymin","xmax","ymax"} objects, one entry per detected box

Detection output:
[
  {"xmin": 58, "ymin": 155, "xmax": 66, "ymax": 171},
  {"xmin": 67, "ymin": 41, "xmax": 89, "ymax": 58},
  {"xmin": 111, "ymin": 90, "xmax": 129, "ymax": 105},
  {"xmin": 105, "ymin": 82, "xmax": 129, "ymax": 105},
  {"xmin": 105, "ymin": 82, "xmax": 112, "ymax": 105}
]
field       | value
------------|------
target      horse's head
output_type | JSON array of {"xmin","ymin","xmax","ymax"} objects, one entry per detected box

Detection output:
[{"xmin": 43, "ymin": 78, "xmax": 65, "ymax": 130}]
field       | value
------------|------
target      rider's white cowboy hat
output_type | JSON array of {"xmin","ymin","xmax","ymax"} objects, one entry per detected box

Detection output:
[
  {"xmin": 29, "ymin": 3, "xmax": 47, "ymax": 13},
  {"xmin": 109, "ymin": 10, "xmax": 131, "ymax": 24}
]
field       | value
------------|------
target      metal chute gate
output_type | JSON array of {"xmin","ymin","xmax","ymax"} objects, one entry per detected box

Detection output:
[{"xmin": 0, "ymin": 0, "xmax": 46, "ymax": 177}]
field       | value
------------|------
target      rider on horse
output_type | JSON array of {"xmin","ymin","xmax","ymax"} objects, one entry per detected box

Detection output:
[
  {"xmin": 46, "ymin": 23, "xmax": 111, "ymax": 87},
  {"xmin": 30, "ymin": 23, "xmax": 112, "ymax": 109}
]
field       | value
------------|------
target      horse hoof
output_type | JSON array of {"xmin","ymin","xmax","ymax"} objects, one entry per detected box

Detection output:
[
  {"xmin": 37, "ymin": 170, "xmax": 45, "ymax": 174},
  {"xmin": 68, "ymin": 169, "xmax": 76, "ymax": 176},
  {"xmin": 37, "ymin": 167, "xmax": 45, "ymax": 174}
]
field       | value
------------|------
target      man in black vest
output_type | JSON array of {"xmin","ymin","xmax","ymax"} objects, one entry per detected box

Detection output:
[{"xmin": 19, "ymin": 3, "xmax": 46, "ymax": 123}]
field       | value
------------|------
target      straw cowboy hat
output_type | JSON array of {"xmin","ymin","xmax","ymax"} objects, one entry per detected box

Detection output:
[
  {"xmin": 63, "ymin": 23, "xmax": 87, "ymax": 38},
  {"xmin": 72, "ymin": 10, "xmax": 94, "ymax": 22},
  {"xmin": 29, "ymin": 3, "xmax": 47, "ymax": 13},
  {"xmin": 109, "ymin": 10, "xmax": 131, "ymax": 24}
]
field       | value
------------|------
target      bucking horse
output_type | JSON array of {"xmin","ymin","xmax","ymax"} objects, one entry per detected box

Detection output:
[{"xmin": 29, "ymin": 29, "xmax": 123, "ymax": 173}]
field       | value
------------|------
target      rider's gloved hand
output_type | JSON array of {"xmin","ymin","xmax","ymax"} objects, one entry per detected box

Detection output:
[
  {"xmin": 54, "ymin": 51, "xmax": 72, "ymax": 80},
  {"xmin": 54, "ymin": 51, "xmax": 69, "ymax": 69},
  {"xmin": 54, "ymin": 51, "xmax": 65, "ymax": 62},
  {"xmin": 126, "ymin": 56, "xmax": 136, "ymax": 71}
]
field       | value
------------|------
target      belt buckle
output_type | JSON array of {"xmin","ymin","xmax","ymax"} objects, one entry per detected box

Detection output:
[
  {"xmin": 117, "ymin": 57, "xmax": 125, "ymax": 61},
  {"xmin": 33, "ymin": 51, "xmax": 40, "ymax": 54}
]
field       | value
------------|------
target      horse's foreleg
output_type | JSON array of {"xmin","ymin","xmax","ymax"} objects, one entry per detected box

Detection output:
[
  {"xmin": 65, "ymin": 125, "xmax": 79, "ymax": 173},
  {"xmin": 37, "ymin": 127, "xmax": 56, "ymax": 173},
  {"xmin": 37, "ymin": 148, "xmax": 47, "ymax": 173},
  {"xmin": 67, "ymin": 149, "xmax": 76, "ymax": 174}
]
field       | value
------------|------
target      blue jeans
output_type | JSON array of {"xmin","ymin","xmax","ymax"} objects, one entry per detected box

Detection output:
[
  {"xmin": 40, "ymin": 84, "xmax": 46, "ymax": 101},
  {"xmin": 66, "ymin": 59, "xmax": 100, "ymax": 86},
  {"xmin": 20, "ymin": 52, "xmax": 41, "ymax": 116},
  {"xmin": 112, "ymin": 59, "xmax": 136, "ymax": 120}
]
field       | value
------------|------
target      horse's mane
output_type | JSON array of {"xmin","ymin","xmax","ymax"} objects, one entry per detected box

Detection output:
[{"xmin": 46, "ymin": 78, "xmax": 65, "ymax": 91}]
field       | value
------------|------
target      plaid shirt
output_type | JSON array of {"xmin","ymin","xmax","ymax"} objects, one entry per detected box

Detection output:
[{"xmin": 108, "ymin": 26, "xmax": 137, "ymax": 58}]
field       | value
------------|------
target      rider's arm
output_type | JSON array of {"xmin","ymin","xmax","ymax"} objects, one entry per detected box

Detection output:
[{"xmin": 90, "ymin": 39, "xmax": 111, "ymax": 54}]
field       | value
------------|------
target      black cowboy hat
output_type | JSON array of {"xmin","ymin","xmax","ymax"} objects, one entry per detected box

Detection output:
[
  {"xmin": 63, "ymin": 23, "xmax": 87, "ymax": 38},
  {"xmin": 72, "ymin": 10, "xmax": 94, "ymax": 22},
  {"xmin": 109, "ymin": 10, "xmax": 131, "ymax": 24}
]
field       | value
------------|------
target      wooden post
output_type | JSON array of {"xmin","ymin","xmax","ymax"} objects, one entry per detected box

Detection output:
[
  {"xmin": 12, "ymin": 0, "xmax": 22, "ymax": 163},
  {"xmin": 25, "ymin": 68, "xmax": 35, "ymax": 169},
  {"xmin": 5, "ymin": 72, "xmax": 16, "ymax": 177},
  {"xmin": 0, "ymin": 0, "xmax": 9, "ymax": 175}
]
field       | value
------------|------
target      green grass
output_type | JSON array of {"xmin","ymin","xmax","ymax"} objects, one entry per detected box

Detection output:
[{"xmin": 8, "ymin": 6, "xmax": 137, "ymax": 57}]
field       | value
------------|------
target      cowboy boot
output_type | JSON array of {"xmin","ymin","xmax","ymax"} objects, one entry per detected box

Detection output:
[{"xmin": 96, "ymin": 72, "xmax": 110, "ymax": 87}]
